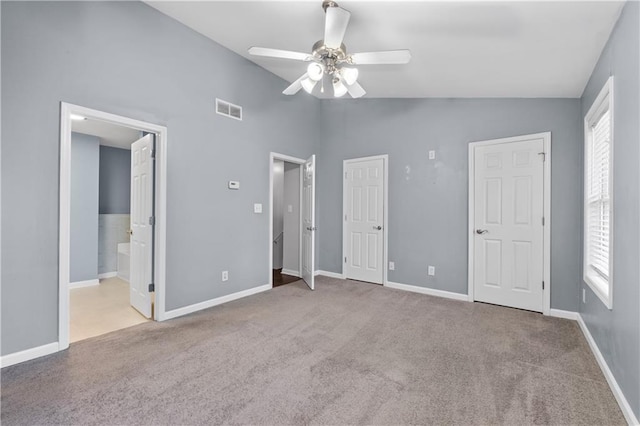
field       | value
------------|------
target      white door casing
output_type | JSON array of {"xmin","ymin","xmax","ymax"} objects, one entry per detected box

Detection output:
[
  {"xmin": 344, "ymin": 157, "xmax": 385, "ymax": 284},
  {"xmin": 301, "ymin": 155, "xmax": 316, "ymax": 290},
  {"xmin": 130, "ymin": 134, "xmax": 154, "ymax": 318},
  {"xmin": 470, "ymin": 134, "xmax": 549, "ymax": 313}
]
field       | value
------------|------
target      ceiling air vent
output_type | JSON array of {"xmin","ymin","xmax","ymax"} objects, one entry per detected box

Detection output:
[{"xmin": 216, "ymin": 98, "xmax": 242, "ymax": 121}]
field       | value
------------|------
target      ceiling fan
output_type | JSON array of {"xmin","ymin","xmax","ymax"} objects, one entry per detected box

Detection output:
[{"xmin": 248, "ymin": 0, "xmax": 411, "ymax": 99}]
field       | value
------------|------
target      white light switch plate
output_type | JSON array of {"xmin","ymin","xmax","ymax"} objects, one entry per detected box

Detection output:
[
  {"xmin": 288, "ymin": 205, "xmax": 293, "ymax": 213},
  {"xmin": 428, "ymin": 150, "xmax": 436, "ymax": 160},
  {"xmin": 428, "ymin": 265, "xmax": 435, "ymax": 276},
  {"xmin": 254, "ymin": 203, "xmax": 262, "ymax": 213},
  {"xmin": 389, "ymin": 261, "xmax": 395, "ymax": 271}
]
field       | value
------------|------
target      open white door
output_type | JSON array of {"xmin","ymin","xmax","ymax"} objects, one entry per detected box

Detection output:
[
  {"xmin": 130, "ymin": 134, "xmax": 154, "ymax": 318},
  {"xmin": 301, "ymin": 155, "xmax": 316, "ymax": 290}
]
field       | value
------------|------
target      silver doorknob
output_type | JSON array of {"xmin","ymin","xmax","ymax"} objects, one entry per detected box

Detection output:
[
  {"xmin": 373, "ymin": 226, "xmax": 382, "ymax": 230},
  {"xmin": 476, "ymin": 229, "xmax": 488, "ymax": 234}
]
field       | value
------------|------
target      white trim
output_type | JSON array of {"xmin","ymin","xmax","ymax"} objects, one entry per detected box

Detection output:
[
  {"xmin": 577, "ymin": 315, "xmax": 639, "ymax": 426},
  {"xmin": 0, "ymin": 342, "xmax": 59, "ymax": 369},
  {"xmin": 548, "ymin": 309, "xmax": 580, "ymax": 321},
  {"xmin": 68, "ymin": 279, "xmax": 99, "ymax": 289},
  {"xmin": 163, "ymin": 284, "xmax": 271, "ymax": 321},
  {"xmin": 315, "ymin": 270, "xmax": 345, "ymax": 279},
  {"xmin": 281, "ymin": 269, "xmax": 300, "ymax": 278},
  {"xmin": 98, "ymin": 271, "xmax": 117, "ymax": 279},
  {"xmin": 60, "ymin": 103, "xmax": 169, "ymax": 351},
  {"xmin": 385, "ymin": 281, "xmax": 469, "ymax": 302},
  {"xmin": 269, "ymin": 152, "xmax": 306, "ymax": 289},
  {"xmin": 468, "ymin": 132, "xmax": 552, "ymax": 315},
  {"xmin": 342, "ymin": 155, "xmax": 389, "ymax": 285},
  {"xmin": 583, "ymin": 76, "xmax": 614, "ymax": 310}
]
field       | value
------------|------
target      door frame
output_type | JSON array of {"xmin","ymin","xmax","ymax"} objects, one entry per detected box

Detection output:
[
  {"xmin": 342, "ymin": 155, "xmax": 389, "ymax": 285},
  {"xmin": 467, "ymin": 132, "xmax": 551, "ymax": 315},
  {"xmin": 268, "ymin": 152, "xmax": 305, "ymax": 287},
  {"xmin": 59, "ymin": 102, "xmax": 168, "ymax": 351}
]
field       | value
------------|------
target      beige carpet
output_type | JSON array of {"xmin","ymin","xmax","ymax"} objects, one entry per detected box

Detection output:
[{"xmin": 1, "ymin": 276, "xmax": 625, "ymax": 425}]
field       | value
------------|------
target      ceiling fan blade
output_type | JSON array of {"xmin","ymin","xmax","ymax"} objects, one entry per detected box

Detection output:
[
  {"xmin": 324, "ymin": 6, "xmax": 351, "ymax": 49},
  {"xmin": 346, "ymin": 81, "xmax": 366, "ymax": 99},
  {"xmin": 283, "ymin": 73, "xmax": 309, "ymax": 95},
  {"xmin": 350, "ymin": 50, "xmax": 412, "ymax": 65},
  {"xmin": 248, "ymin": 47, "xmax": 311, "ymax": 62}
]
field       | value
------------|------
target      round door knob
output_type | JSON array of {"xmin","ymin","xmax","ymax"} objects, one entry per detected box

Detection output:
[{"xmin": 373, "ymin": 225, "xmax": 382, "ymax": 230}]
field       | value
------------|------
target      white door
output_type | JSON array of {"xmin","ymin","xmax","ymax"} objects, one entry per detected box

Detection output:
[
  {"xmin": 130, "ymin": 134, "xmax": 154, "ymax": 318},
  {"xmin": 344, "ymin": 157, "xmax": 384, "ymax": 284},
  {"xmin": 473, "ymin": 137, "xmax": 544, "ymax": 312},
  {"xmin": 301, "ymin": 155, "xmax": 316, "ymax": 290}
]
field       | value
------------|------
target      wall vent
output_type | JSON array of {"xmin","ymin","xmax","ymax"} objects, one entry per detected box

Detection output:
[{"xmin": 216, "ymin": 98, "xmax": 242, "ymax": 121}]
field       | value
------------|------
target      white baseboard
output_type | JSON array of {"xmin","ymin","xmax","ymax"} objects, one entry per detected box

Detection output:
[
  {"xmin": 281, "ymin": 269, "xmax": 300, "ymax": 278},
  {"xmin": 69, "ymin": 279, "xmax": 99, "ymax": 289},
  {"xmin": 385, "ymin": 281, "xmax": 469, "ymax": 302},
  {"xmin": 549, "ymin": 309, "xmax": 580, "ymax": 320},
  {"xmin": 577, "ymin": 314, "xmax": 639, "ymax": 425},
  {"xmin": 1, "ymin": 342, "xmax": 59, "ymax": 368},
  {"xmin": 162, "ymin": 284, "xmax": 271, "ymax": 321},
  {"xmin": 315, "ymin": 270, "xmax": 345, "ymax": 279},
  {"xmin": 98, "ymin": 271, "xmax": 117, "ymax": 279}
]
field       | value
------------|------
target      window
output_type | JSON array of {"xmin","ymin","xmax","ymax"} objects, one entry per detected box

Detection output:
[{"xmin": 584, "ymin": 77, "xmax": 613, "ymax": 309}]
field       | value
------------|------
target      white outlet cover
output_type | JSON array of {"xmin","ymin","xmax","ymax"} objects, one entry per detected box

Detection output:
[
  {"xmin": 222, "ymin": 270, "xmax": 229, "ymax": 282},
  {"xmin": 389, "ymin": 261, "xmax": 395, "ymax": 271},
  {"xmin": 254, "ymin": 203, "xmax": 262, "ymax": 213},
  {"xmin": 428, "ymin": 150, "xmax": 436, "ymax": 160},
  {"xmin": 428, "ymin": 265, "xmax": 435, "ymax": 276}
]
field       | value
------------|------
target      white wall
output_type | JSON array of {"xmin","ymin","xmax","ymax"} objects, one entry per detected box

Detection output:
[{"xmin": 283, "ymin": 163, "xmax": 300, "ymax": 274}]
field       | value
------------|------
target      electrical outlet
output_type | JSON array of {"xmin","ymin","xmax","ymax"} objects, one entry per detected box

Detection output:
[
  {"xmin": 582, "ymin": 288, "xmax": 586, "ymax": 303},
  {"xmin": 389, "ymin": 261, "xmax": 395, "ymax": 271},
  {"xmin": 428, "ymin": 150, "xmax": 436, "ymax": 160},
  {"xmin": 428, "ymin": 265, "xmax": 435, "ymax": 276},
  {"xmin": 222, "ymin": 270, "xmax": 229, "ymax": 282}
]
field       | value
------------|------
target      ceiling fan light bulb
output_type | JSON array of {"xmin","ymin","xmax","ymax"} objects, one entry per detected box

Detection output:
[
  {"xmin": 307, "ymin": 62, "xmax": 324, "ymax": 81},
  {"xmin": 333, "ymin": 79, "xmax": 348, "ymax": 98},
  {"xmin": 341, "ymin": 67, "xmax": 359, "ymax": 86},
  {"xmin": 301, "ymin": 77, "xmax": 318, "ymax": 94}
]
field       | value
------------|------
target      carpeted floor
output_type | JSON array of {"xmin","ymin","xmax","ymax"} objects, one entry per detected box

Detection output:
[{"xmin": 1, "ymin": 276, "xmax": 625, "ymax": 425}]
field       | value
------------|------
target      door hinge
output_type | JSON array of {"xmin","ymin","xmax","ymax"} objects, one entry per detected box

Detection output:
[
  {"xmin": 542, "ymin": 217, "xmax": 545, "ymax": 226},
  {"xmin": 151, "ymin": 149, "xmax": 156, "ymax": 159},
  {"xmin": 542, "ymin": 281, "xmax": 545, "ymax": 290},
  {"xmin": 344, "ymin": 257, "xmax": 347, "ymax": 263},
  {"xmin": 345, "ymin": 214, "xmax": 347, "ymax": 221},
  {"xmin": 148, "ymin": 283, "xmax": 155, "ymax": 292},
  {"xmin": 149, "ymin": 216, "xmax": 155, "ymax": 226},
  {"xmin": 538, "ymin": 152, "xmax": 546, "ymax": 162}
]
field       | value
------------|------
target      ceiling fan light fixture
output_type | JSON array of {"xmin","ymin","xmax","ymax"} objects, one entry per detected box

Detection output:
[
  {"xmin": 333, "ymin": 78, "xmax": 348, "ymax": 98},
  {"xmin": 340, "ymin": 67, "xmax": 359, "ymax": 86},
  {"xmin": 307, "ymin": 62, "xmax": 324, "ymax": 81},
  {"xmin": 301, "ymin": 77, "xmax": 318, "ymax": 94}
]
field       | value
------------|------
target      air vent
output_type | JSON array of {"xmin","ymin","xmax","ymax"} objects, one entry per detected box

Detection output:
[{"xmin": 216, "ymin": 98, "xmax": 242, "ymax": 121}]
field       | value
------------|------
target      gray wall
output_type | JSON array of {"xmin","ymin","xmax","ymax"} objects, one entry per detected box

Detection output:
[
  {"xmin": 99, "ymin": 145, "xmax": 131, "ymax": 214},
  {"xmin": 579, "ymin": 1, "xmax": 640, "ymax": 418},
  {"xmin": 318, "ymin": 98, "xmax": 582, "ymax": 311},
  {"xmin": 70, "ymin": 133, "xmax": 99, "ymax": 283},
  {"xmin": 1, "ymin": 1, "xmax": 318, "ymax": 355},
  {"xmin": 283, "ymin": 163, "xmax": 301, "ymax": 274}
]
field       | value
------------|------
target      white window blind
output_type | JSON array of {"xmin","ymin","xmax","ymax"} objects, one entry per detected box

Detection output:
[
  {"xmin": 586, "ymin": 110, "xmax": 611, "ymax": 280},
  {"xmin": 583, "ymin": 76, "xmax": 613, "ymax": 309}
]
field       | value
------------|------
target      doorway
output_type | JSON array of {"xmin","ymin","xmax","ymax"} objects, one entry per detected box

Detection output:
[
  {"xmin": 468, "ymin": 132, "xmax": 551, "ymax": 314},
  {"xmin": 269, "ymin": 153, "xmax": 315, "ymax": 290},
  {"xmin": 59, "ymin": 103, "xmax": 168, "ymax": 350},
  {"xmin": 343, "ymin": 155, "xmax": 388, "ymax": 285}
]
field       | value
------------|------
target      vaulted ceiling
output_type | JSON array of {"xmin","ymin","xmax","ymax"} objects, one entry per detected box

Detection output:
[{"xmin": 147, "ymin": 1, "xmax": 625, "ymax": 98}]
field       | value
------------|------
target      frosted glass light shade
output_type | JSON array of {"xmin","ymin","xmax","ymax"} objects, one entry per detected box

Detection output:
[
  {"xmin": 340, "ymin": 67, "xmax": 359, "ymax": 86},
  {"xmin": 333, "ymin": 79, "xmax": 348, "ymax": 97},
  {"xmin": 301, "ymin": 77, "xmax": 318, "ymax": 94},
  {"xmin": 307, "ymin": 62, "xmax": 324, "ymax": 81}
]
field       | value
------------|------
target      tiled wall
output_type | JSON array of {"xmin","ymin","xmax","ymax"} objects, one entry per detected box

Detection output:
[{"xmin": 98, "ymin": 214, "xmax": 130, "ymax": 274}]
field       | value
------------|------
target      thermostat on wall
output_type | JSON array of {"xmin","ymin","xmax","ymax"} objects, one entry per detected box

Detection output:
[{"xmin": 228, "ymin": 181, "xmax": 240, "ymax": 190}]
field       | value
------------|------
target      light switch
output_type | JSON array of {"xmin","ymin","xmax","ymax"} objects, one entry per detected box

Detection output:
[
  {"xmin": 228, "ymin": 181, "xmax": 240, "ymax": 190},
  {"xmin": 287, "ymin": 205, "xmax": 293, "ymax": 213},
  {"xmin": 254, "ymin": 203, "xmax": 262, "ymax": 213},
  {"xmin": 428, "ymin": 150, "xmax": 436, "ymax": 160}
]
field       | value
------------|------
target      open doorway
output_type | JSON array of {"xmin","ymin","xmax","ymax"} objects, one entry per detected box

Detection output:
[
  {"xmin": 269, "ymin": 153, "xmax": 316, "ymax": 290},
  {"xmin": 59, "ymin": 103, "xmax": 168, "ymax": 350}
]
